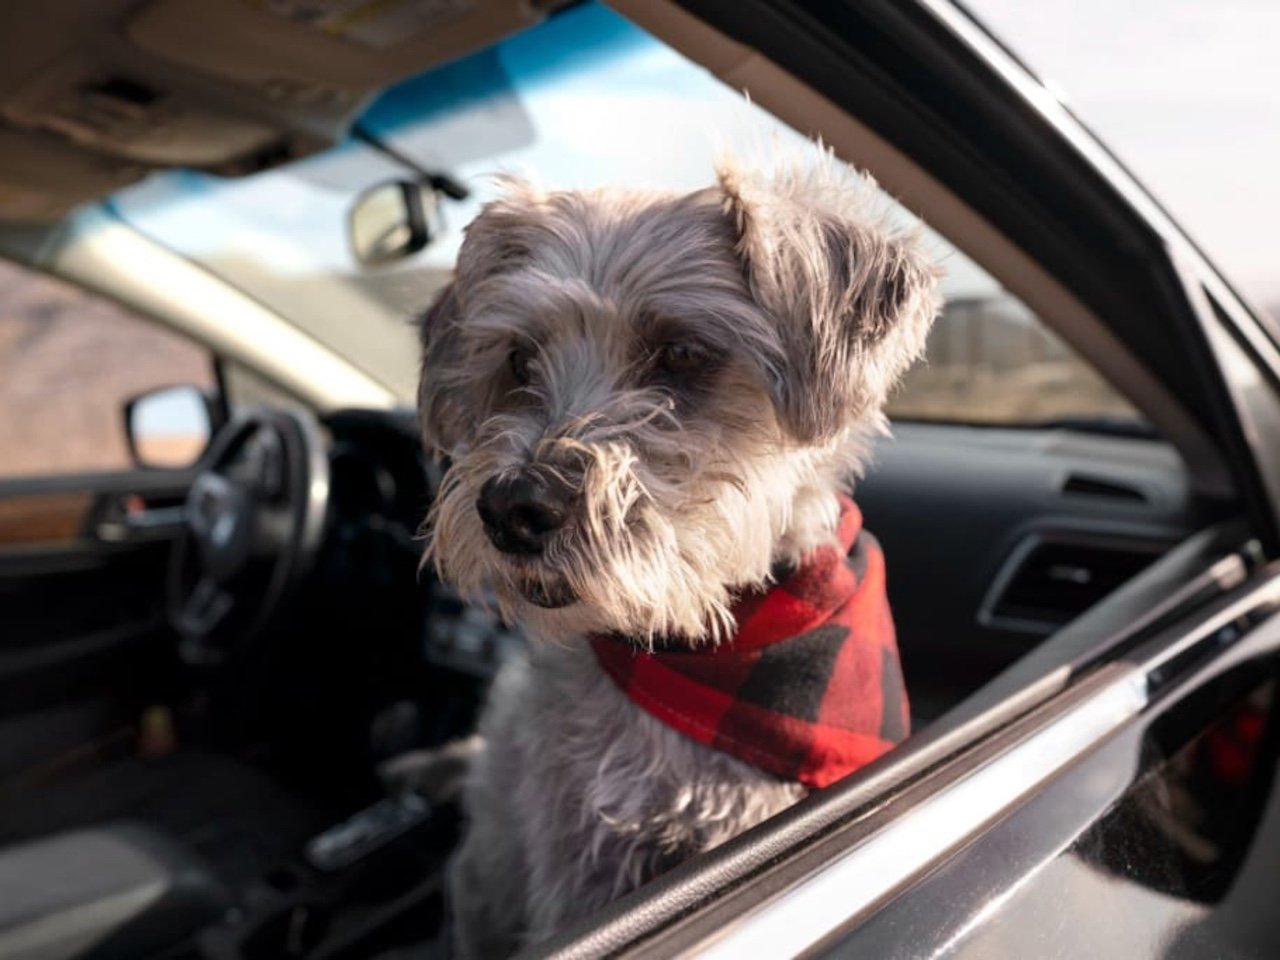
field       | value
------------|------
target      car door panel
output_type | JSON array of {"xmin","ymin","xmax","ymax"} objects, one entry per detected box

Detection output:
[
  {"xmin": 0, "ymin": 470, "xmax": 192, "ymax": 746},
  {"xmin": 0, "ymin": 490, "xmax": 95, "ymax": 548}
]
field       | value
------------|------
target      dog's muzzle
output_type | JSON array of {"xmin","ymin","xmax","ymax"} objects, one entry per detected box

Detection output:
[{"xmin": 477, "ymin": 469, "xmax": 571, "ymax": 556}]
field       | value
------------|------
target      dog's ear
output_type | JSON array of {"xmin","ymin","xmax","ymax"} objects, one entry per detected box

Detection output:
[
  {"xmin": 453, "ymin": 176, "xmax": 544, "ymax": 288},
  {"xmin": 717, "ymin": 156, "xmax": 940, "ymax": 443},
  {"xmin": 418, "ymin": 281, "xmax": 468, "ymax": 457}
]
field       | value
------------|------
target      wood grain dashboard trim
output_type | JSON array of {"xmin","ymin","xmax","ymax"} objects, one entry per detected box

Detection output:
[{"xmin": 0, "ymin": 491, "xmax": 93, "ymax": 546}]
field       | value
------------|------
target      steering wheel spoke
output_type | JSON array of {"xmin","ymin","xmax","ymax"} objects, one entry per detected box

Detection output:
[
  {"xmin": 166, "ymin": 408, "xmax": 329, "ymax": 664},
  {"xmin": 177, "ymin": 576, "xmax": 235, "ymax": 637}
]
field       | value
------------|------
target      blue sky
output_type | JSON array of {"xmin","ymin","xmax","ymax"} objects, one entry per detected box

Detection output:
[{"xmin": 971, "ymin": 0, "xmax": 1280, "ymax": 309}]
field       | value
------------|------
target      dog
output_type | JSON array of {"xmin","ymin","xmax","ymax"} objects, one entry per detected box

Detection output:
[{"xmin": 413, "ymin": 147, "xmax": 941, "ymax": 957}]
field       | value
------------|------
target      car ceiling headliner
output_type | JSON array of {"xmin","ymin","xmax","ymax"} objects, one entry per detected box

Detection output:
[{"xmin": 0, "ymin": 0, "xmax": 565, "ymax": 224}]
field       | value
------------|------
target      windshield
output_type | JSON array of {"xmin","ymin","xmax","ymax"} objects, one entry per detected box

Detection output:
[{"xmin": 110, "ymin": 2, "xmax": 1142, "ymax": 430}]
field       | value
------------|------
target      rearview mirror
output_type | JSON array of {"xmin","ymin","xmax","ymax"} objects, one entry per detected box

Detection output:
[
  {"xmin": 348, "ymin": 180, "xmax": 440, "ymax": 266},
  {"xmin": 124, "ymin": 385, "xmax": 214, "ymax": 470}
]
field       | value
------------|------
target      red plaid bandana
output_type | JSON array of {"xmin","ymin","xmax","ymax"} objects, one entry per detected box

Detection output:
[{"xmin": 590, "ymin": 496, "xmax": 908, "ymax": 789}]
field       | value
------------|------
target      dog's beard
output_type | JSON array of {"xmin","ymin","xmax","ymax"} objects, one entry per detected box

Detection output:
[{"xmin": 423, "ymin": 410, "xmax": 828, "ymax": 646}]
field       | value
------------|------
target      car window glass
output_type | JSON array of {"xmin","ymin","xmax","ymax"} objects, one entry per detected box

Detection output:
[
  {"xmin": 0, "ymin": 258, "xmax": 216, "ymax": 478},
  {"xmin": 109, "ymin": 2, "xmax": 1142, "ymax": 431}
]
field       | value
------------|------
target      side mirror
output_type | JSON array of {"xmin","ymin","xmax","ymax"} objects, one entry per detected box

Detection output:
[
  {"xmin": 348, "ymin": 180, "xmax": 441, "ymax": 266},
  {"xmin": 124, "ymin": 385, "xmax": 214, "ymax": 470}
]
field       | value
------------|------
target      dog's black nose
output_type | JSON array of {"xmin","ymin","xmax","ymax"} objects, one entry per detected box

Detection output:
[{"xmin": 477, "ymin": 472, "xmax": 569, "ymax": 555}]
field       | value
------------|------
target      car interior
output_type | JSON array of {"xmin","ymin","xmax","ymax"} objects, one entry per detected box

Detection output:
[{"xmin": 0, "ymin": 1, "xmax": 1265, "ymax": 959}]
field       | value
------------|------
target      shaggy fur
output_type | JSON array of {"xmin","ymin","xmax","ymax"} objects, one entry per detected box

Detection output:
[{"xmin": 415, "ymin": 148, "xmax": 940, "ymax": 957}]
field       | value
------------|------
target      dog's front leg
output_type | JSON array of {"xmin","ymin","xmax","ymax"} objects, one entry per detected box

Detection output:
[
  {"xmin": 447, "ymin": 818, "xmax": 527, "ymax": 960},
  {"xmin": 445, "ymin": 655, "xmax": 538, "ymax": 958}
]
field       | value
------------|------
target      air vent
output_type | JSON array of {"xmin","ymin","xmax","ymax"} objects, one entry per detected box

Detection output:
[
  {"xmin": 1061, "ymin": 473, "xmax": 1148, "ymax": 503},
  {"xmin": 986, "ymin": 539, "xmax": 1164, "ymax": 630}
]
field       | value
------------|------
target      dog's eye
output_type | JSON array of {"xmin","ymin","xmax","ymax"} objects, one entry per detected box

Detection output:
[
  {"xmin": 508, "ymin": 345, "xmax": 535, "ymax": 385},
  {"xmin": 656, "ymin": 340, "xmax": 711, "ymax": 376}
]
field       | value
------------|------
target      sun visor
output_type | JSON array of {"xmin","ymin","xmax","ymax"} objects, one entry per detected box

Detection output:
[
  {"xmin": 1, "ymin": 56, "xmax": 295, "ymax": 168},
  {"xmin": 126, "ymin": 0, "xmax": 547, "ymax": 110}
]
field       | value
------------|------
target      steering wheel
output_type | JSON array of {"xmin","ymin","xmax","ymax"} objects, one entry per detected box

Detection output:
[{"xmin": 167, "ymin": 407, "xmax": 330, "ymax": 665}]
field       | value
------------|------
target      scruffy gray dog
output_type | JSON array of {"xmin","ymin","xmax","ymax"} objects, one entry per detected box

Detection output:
[{"xmin": 412, "ymin": 148, "xmax": 940, "ymax": 957}]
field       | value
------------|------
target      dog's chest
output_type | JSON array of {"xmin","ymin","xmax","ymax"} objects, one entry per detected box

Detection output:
[{"xmin": 470, "ymin": 641, "xmax": 805, "ymax": 929}]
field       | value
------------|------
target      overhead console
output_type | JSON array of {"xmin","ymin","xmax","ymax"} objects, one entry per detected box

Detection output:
[{"xmin": 0, "ymin": 0, "xmax": 552, "ymax": 224}]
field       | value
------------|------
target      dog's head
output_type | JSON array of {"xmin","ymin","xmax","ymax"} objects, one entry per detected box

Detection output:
[{"xmin": 419, "ymin": 152, "xmax": 940, "ymax": 643}]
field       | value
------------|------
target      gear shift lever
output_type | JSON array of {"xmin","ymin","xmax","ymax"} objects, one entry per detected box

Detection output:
[{"xmin": 304, "ymin": 792, "xmax": 432, "ymax": 873}]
